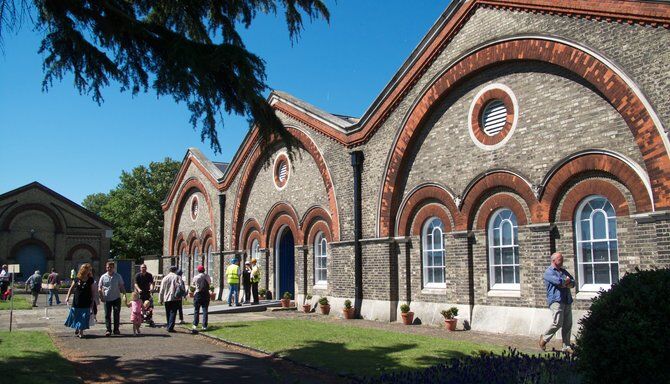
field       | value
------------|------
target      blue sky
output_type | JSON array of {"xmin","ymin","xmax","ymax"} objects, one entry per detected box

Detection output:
[{"xmin": 0, "ymin": 1, "xmax": 450, "ymax": 204}]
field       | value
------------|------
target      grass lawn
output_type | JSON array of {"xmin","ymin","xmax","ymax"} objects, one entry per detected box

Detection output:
[
  {"xmin": 0, "ymin": 331, "xmax": 80, "ymax": 383},
  {"xmin": 0, "ymin": 296, "xmax": 32, "ymax": 310},
  {"xmin": 206, "ymin": 319, "xmax": 504, "ymax": 377}
]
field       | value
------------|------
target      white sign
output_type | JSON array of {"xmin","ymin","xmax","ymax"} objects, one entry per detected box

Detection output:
[{"xmin": 8, "ymin": 264, "xmax": 20, "ymax": 273}]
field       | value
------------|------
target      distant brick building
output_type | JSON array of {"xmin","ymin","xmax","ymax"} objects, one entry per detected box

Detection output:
[
  {"xmin": 0, "ymin": 182, "xmax": 112, "ymax": 280},
  {"xmin": 162, "ymin": 0, "xmax": 670, "ymax": 337}
]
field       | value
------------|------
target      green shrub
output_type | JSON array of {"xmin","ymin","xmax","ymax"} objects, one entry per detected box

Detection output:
[
  {"xmin": 344, "ymin": 299, "xmax": 352, "ymax": 309},
  {"xmin": 318, "ymin": 297, "xmax": 329, "ymax": 306},
  {"xmin": 259, "ymin": 288, "xmax": 266, "ymax": 297},
  {"xmin": 576, "ymin": 268, "xmax": 670, "ymax": 384},
  {"xmin": 305, "ymin": 294, "xmax": 312, "ymax": 300},
  {"xmin": 441, "ymin": 307, "xmax": 458, "ymax": 319},
  {"xmin": 400, "ymin": 303, "xmax": 410, "ymax": 313},
  {"xmin": 282, "ymin": 291, "xmax": 292, "ymax": 300}
]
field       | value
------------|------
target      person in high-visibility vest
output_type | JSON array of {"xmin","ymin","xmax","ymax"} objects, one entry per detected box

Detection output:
[
  {"xmin": 250, "ymin": 258, "xmax": 261, "ymax": 305},
  {"xmin": 225, "ymin": 258, "xmax": 241, "ymax": 306}
]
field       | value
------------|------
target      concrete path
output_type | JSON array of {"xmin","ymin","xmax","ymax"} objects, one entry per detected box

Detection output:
[{"xmin": 1, "ymin": 294, "xmax": 345, "ymax": 383}]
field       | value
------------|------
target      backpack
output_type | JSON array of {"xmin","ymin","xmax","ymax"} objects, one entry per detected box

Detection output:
[{"xmin": 31, "ymin": 276, "xmax": 41, "ymax": 291}]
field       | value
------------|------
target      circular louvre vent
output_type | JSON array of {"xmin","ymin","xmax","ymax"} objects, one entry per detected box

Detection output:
[
  {"xmin": 481, "ymin": 100, "xmax": 507, "ymax": 136},
  {"xmin": 273, "ymin": 153, "xmax": 290, "ymax": 189},
  {"xmin": 278, "ymin": 161, "xmax": 288, "ymax": 183}
]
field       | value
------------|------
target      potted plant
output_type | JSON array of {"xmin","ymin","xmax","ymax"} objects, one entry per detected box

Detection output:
[
  {"xmin": 259, "ymin": 288, "xmax": 266, "ymax": 300},
  {"xmin": 400, "ymin": 303, "xmax": 414, "ymax": 325},
  {"xmin": 303, "ymin": 294, "xmax": 312, "ymax": 313},
  {"xmin": 188, "ymin": 285, "xmax": 196, "ymax": 298},
  {"xmin": 318, "ymin": 296, "xmax": 330, "ymax": 315},
  {"xmin": 281, "ymin": 291, "xmax": 292, "ymax": 308},
  {"xmin": 343, "ymin": 299, "xmax": 355, "ymax": 319},
  {"xmin": 441, "ymin": 307, "xmax": 458, "ymax": 331},
  {"xmin": 209, "ymin": 286, "xmax": 216, "ymax": 300}
]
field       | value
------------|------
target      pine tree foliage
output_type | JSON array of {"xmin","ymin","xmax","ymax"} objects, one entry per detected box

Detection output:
[{"xmin": 1, "ymin": 0, "xmax": 329, "ymax": 153}]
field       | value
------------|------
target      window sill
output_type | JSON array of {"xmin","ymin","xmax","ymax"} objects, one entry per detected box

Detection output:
[
  {"xmin": 313, "ymin": 283, "xmax": 328, "ymax": 290},
  {"xmin": 487, "ymin": 290, "xmax": 521, "ymax": 298},
  {"xmin": 576, "ymin": 291, "xmax": 599, "ymax": 301},
  {"xmin": 421, "ymin": 287, "xmax": 447, "ymax": 295}
]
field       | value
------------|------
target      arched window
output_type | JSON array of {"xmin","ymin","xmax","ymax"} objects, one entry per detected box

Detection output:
[
  {"xmin": 251, "ymin": 239, "xmax": 260, "ymax": 261},
  {"xmin": 488, "ymin": 209, "xmax": 519, "ymax": 290},
  {"xmin": 314, "ymin": 232, "xmax": 328, "ymax": 285},
  {"xmin": 422, "ymin": 217, "xmax": 445, "ymax": 287},
  {"xmin": 575, "ymin": 196, "xmax": 619, "ymax": 291},
  {"xmin": 180, "ymin": 248, "xmax": 187, "ymax": 274},
  {"xmin": 193, "ymin": 248, "xmax": 200, "ymax": 277},
  {"xmin": 206, "ymin": 244, "xmax": 214, "ymax": 274}
]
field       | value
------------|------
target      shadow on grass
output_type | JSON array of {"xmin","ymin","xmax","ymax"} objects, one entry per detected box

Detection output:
[
  {"xmin": 280, "ymin": 340, "xmax": 469, "ymax": 377},
  {"xmin": 67, "ymin": 351, "xmax": 323, "ymax": 384},
  {"xmin": 0, "ymin": 350, "xmax": 81, "ymax": 384}
]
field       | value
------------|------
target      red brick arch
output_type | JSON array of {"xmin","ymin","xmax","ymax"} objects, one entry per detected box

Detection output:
[
  {"xmin": 410, "ymin": 204, "xmax": 453, "ymax": 236},
  {"xmin": 300, "ymin": 206, "xmax": 333, "ymax": 246},
  {"xmin": 231, "ymin": 126, "xmax": 339, "ymax": 250},
  {"xmin": 307, "ymin": 220, "xmax": 332, "ymax": 246},
  {"xmin": 475, "ymin": 193, "xmax": 529, "ymax": 231},
  {"xmin": 168, "ymin": 178, "xmax": 216, "ymax": 256},
  {"xmin": 378, "ymin": 37, "xmax": 670, "ymax": 237},
  {"xmin": 461, "ymin": 171, "xmax": 538, "ymax": 231},
  {"xmin": 557, "ymin": 179, "xmax": 630, "ymax": 222},
  {"xmin": 396, "ymin": 184, "xmax": 460, "ymax": 236},
  {"xmin": 541, "ymin": 154, "xmax": 649, "ymax": 221},
  {"xmin": 263, "ymin": 202, "xmax": 303, "ymax": 248},
  {"xmin": 9, "ymin": 238, "xmax": 54, "ymax": 261},
  {"xmin": 246, "ymin": 231, "xmax": 263, "ymax": 253},
  {"xmin": 239, "ymin": 218, "xmax": 263, "ymax": 250}
]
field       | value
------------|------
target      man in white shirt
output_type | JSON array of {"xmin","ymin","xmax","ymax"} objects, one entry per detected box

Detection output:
[
  {"xmin": 191, "ymin": 265, "xmax": 211, "ymax": 333},
  {"xmin": 98, "ymin": 261, "xmax": 126, "ymax": 336}
]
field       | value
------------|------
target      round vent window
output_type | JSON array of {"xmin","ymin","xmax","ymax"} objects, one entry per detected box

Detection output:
[
  {"xmin": 273, "ymin": 153, "xmax": 290, "ymax": 189},
  {"xmin": 481, "ymin": 100, "xmax": 507, "ymax": 136},
  {"xmin": 468, "ymin": 84, "xmax": 518, "ymax": 150}
]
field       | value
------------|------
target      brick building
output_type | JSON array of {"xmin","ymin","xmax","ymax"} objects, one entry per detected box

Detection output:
[
  {"xmin": 162, "ymin": 0, "xmax": 670, "ymax": 337},
  {"xmin": 0, "ymin": 182, "xmax": 112, "ymax": 280}
]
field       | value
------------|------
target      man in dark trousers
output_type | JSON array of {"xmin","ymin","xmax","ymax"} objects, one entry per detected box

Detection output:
[
  {"xmin": 242, "ymin": 261, "xmax": 252, "ymax": 304},
  {"xmin": 134, "ymin": 263, "xmax": 154, "ymax": 325},
  {"xmin": 47, "ymin": 268, "xmax": 61, "ymax": 305}
]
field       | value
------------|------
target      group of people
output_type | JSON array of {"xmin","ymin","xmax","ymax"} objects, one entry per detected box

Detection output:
[{"xmin": 225, "ymin": 257, "xmax": 261, "ymax": 306}]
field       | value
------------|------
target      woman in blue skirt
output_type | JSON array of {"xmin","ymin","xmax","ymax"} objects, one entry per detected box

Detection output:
[{"xmin": 65, "ymin": 263, "xmax": 95, "ymax": 338}]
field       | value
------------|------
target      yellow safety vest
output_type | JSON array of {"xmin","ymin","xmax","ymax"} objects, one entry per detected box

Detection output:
[
  {"xmin": 251, "ymin": 265, "xmax": 261, "ymax": 283},
  {"xmin": 226, "ymin": 264, "xmax": 240, "ymax": 284}
]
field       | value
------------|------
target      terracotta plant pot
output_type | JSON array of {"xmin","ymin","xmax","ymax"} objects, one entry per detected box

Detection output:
[
  {"xmin": 444, "ymin": 318, "xmax": 457, "ymax": 331},
  {"xmin": 280, "ymin": 298, "xmax": 291, "ymax": 308},
  {"xmin": 343, "ymin": 307, "xmax": 355, "ymax": 319},
  {"xmin": 401, "ymin": 311, "xmax": 414, "ymax": 325},
  {"xmin": 320, "ymin": 304, "xmax": 331, "ymax": 315},
  {"xmin": 209, "ymin": 292, "xmax": 216, "ymax": 300},
  {"xmin": 302, "ymin": 304, "xmax": 311, "ymax": 313}
]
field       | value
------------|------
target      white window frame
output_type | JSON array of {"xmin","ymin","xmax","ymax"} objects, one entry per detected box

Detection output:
[
  {"xmin": 314, "ymin": 232, "xmax": 328, "ymax": 286},
  {"xmin": 180, "ymin": 249, "xmax": 188, "ymax": 274},
  {"xmin": 250, "ymin": 239, "xmax": 260, "ymax": 261},
  {"xmin": 193, "ymin": 248, "xmax": 200, "ymax": 277},
  {"xmin": 422, "ymin": 217, "xmax": 446, "ymax": 288},
  {"xmin": 488, "ymin": 208, "xmax": 520, "ymax": 291},
  {"xmin": 575, "ymin": 195, "xmax": 619, "ymax": 292},
  {"xmin": 206, "ymin": 245, "xmax": 214, "ymax": 275}
]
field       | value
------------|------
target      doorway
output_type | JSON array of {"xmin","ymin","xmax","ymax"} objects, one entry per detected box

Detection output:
[{"xmin": 275, "ymin": 227, "xmax": 295, "ymax": 299}]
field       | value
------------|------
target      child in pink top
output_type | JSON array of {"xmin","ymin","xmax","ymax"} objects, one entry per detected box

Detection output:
[{"xmin": 126, "ymin": 291, "xmax": 143, "ymax": 335}]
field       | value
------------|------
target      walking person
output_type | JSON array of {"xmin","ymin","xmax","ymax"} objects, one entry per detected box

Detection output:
[
  {"xmin": 242, "ymin": 261, "xmax": 252, "ymax": 304},
  {"xmin": 134, "ymin": 264, "xmax": 154, "ymax": 325},
  {"xmin": 250, "ymin": 258, "xmax": 261, "ymax": 304},
  {"xmin": 64, "ymin": 263, "xmax": 95, "ymax": 338},
  {"xmin": 125, "ymin": 291, "xmax": 143, "ymax": 336},
  {"xmin": 47, "ymin": 268, "xmax": 61, "ymax": 306},
  {"xmin": 177, "ymin": 269, "xmax": 186, "ymax": 324},
  {"xmin": 540, "ymin": 252, "xmax": 575, "ymax": 353},
  {"xmin": 25, "ymin": 270, "xmax": 42, "ymax": 307},
  {"xmin": 0, "ymin": 264, "xmax": 9, "ymax": 299},
  {"xmin": 191, "ymin": 265, "xmax": 211, "ymax": 333},
  {"xmin": 226, "ymin": 258, "xmax": 241, "ymax": 306},
  {"xmin": 159, "ymin": 266, "xmax": 183, "ymax": 333},
  {"xmin": 98, "ymin": 261, "xmax": 126, "ymax": 336}
]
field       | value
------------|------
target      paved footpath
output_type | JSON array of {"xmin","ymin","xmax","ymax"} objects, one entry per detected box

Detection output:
[{"xmin": 1, "ymin": 294, "xmax": 345, "ymax": 383}]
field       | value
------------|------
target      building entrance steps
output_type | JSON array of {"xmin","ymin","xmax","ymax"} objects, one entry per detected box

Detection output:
[{"xmin": 185, "ymin": 300, "xmax": 281, "ymax": 316}]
